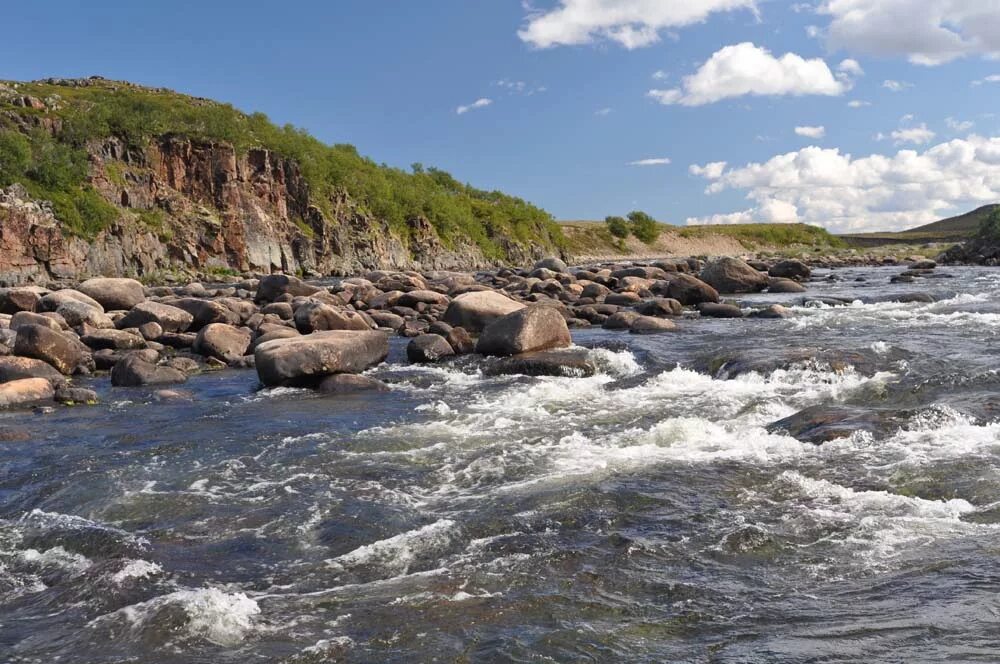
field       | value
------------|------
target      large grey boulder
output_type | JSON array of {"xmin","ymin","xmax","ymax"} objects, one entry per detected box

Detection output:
[
  {"xmin": 0, "ymin": 287, "xmax": 48, "ymax": 314},
  {"xmin": 168, "ymin": 298, "xmax": 241, "ymax": 331},
  {"xmin": 476, "ymin": 306, "xmax": 571, "ymax": 357},
  {"xmin": 111, "ymin": 353, "xmax": 187, "ymax": 387},
  {"xmin": 255, "ymin": 274, "xmax": 322, "ymax": 304},
  {"xmin": 661, "ymin": 274, "xmax": 720, "ymax": 305},
  {"xmin": 80, "ymin": 328, "xmax": 147, "ymax": 351},
  {"xmin": 407, "ymin": 334, "xmax": 455, "ymax": 363},
  {"xmin": 443, "ymin": 291, "xmax": 526, "ymax": 334},
  {"xmin": 0, "ymin": 377, "xmax": 54, "ymax": 408},
  {"xmin": 768, "ymin": 259, "xmax": 811, "ymax": 281},
  {"xmin": 193, "ymin": 324, "xmax": 252, "ymax": 364},
  {"xmin": 56, "ymin": 300, "xmax": 114, "ymax": 329},
  {"xmin": 117, "ymin": 301, "xmax": 194, "ymax": 333},
  {"xmin": 294, "ymin": 301, "xmax": 371, "ymax": 334},
  {"xmin": 534, "ymin": 256, "xmax": 568, "ymax": 273},
  {"xmin": 699, "ymin": 258, "xmax": 768, "ymax": 294},
  {"xmin": 13, "ymin": 324, "xmax": 94, "ymax": 375},
  {"xmin": 77, "ymin": 278, "xmax": 146, "ymax": 311},
  {"xmin": 38, "ymin": 289, "xmax": 103, "ymax": 313},
  {"xmin": 255, "ymin": 330, "xmax": 389, "ymax": 387}
]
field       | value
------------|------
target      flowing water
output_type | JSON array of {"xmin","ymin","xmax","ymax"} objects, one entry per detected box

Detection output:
[{"xmin": 3, "ymin": 266, "xmax": 1000, "ymax": 663}]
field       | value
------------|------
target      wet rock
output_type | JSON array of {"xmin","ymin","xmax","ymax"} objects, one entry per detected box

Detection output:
[
  {"xmin": 14, "ymin": 324, "xmax": 94, "ymax": 375},
  {"xmin": 629, "ymin": 316, "xmax": 678, "ymax": 334},
  {"xmin": 749, "ymin": 304, "xmax": 791, "ymax": 319},
  {"xmin": 767, "ymin": 278, "xmax": 806, "ymax": 293},
  {"xmin": 0, "ymin": 377, "xmax": 54, "ymax": 408},
  {"xmin": 605, "ymin": 292, "xmax": 642, "ymax": 306},
  {"xmin": 117, "ymin": 301, "xmax": 194, "ymax": 333},
  {"xmin": 662, "ymin": 274, "xmax": 720, "ymax": 305},
  {"xmin": 766, "ymin": 405, "xmax": 896, "ymax": 444},
  {"xmin": 407, "ymin": 334, "xmax": 456, "ymax": 363},
  {"xmin": 699, "ymin": 257, "xmax": 768, "ymax": 294},
  {"xmin": 193, "ymin": 324, "xmax": 253, "ymax": 364},
  {"xmin": 317, "ymin": 374, "xmax": 391, "ymax": 394},
  {"xmin": 768, "ymin": 259, "xmax": 811, "ymax": 281},
  {"xmin": 77, "ymin": 278, "xmax": 146, "ymax": 311},
  {"xmin": 910, "ymin": 259, "xmax": 937, "ymax": 270},
  {"xmin": 255, "ymin": 274, "xmax": 322, "ymax": 303},
  {"xmin": 165, "ymin": 356, "xmax": 202, "ymax": 375},
  {"xmin": 602, "ymin": 311, "xmax": 641, "ymax": 330},
  {"xmin": 0, "ymin": 356, "xmax": 66, "ymax": 384},
  {"xmin": 294, "ymin": 301, "xmax": 371, "ymax": 333},
  {"xmin": 634, "ymin": 298, "xmax": 682, "ymax": 317},
  {"xmin": 476, "ymin": 306, "xmax": 571, "ymax": 357},
  {"xmin": 255, "ymin": 330, "xmax": 389, "ymax": 387},
  {"xmin": 697, "ymin": 302, "xmax": 744, "ymax": 319},
  {"xmin": 443, "ymin": 291, "xmax": 526, "ymax": 334},
  {"xmin": 111, "ymin": 353, "xmax": 187, "ymax": 387},
  {"xmin": 445, "ymin": 326, "xmax": 474, "ymax": 355},
  {"xmin": 53, "ymin": 386, "xmax": 98, "ymax": 405},
  {"xmin": 483, "ymin": 348, "xmax": 597, "ymax": 377}
]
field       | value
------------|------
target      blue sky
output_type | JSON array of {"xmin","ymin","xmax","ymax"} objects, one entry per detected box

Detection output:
[{"xmin": 3, "ymin": 1, "xmax": 999, "ymax": 232}]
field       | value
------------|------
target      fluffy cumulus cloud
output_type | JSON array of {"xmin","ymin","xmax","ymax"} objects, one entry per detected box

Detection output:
[
  {"xmin": 518, "ymin": 0, "xmax": 757, "ymax": 49},
  {"xmin": 647, "ymin": 43, "xmax": 849, "ymax": 106},
  {"xmin": 456, "ymin": 98, "xmax": 493, "ymax": 115},
  {"xmin": 628, "ymin": 157, "xmax": 672, "ymax": 166},
  {"xmin": 885, "ymin": 123, "xmax": 937, "ymax": 145},
  {"xmin": 688, "ymin": 136, "xmax": 1000, "ymax": 232},
  {"xmin": 795, "ymin": 125, "xmax": 826, "ymax": 138},
  {"xmin": 819, "ymin": 0, "xmax": 1000, "ymax": 66}
]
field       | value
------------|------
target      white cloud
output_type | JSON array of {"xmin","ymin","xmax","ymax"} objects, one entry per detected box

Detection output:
[
  {"xmin": 890, "ymin": 123, "xmax": 937, "ymax": 145},
  {"xmin": 495, "ymin": 79, "xmax": 546, "ymax": 95},
  {"xmin": 837, "ymin": 58, "xmax": 864, "ymax": 76},
  {"xmin": 689, "ymin": 135, "xmax": 1000, "ymax": 232},
  {"xmin": 689, "ymin": 161, "xmax": 728, "ymax": 179},
  {"xmin": 795, "ymin": 125, "xmax": 827, "ymax": 139},
  {"xmin": 595, "ymin": 107, "xmax": 613, "ymax": 116},
  {"xmin": 946, "ymin": 117, "xmax": 975, "ymax": 132},
  {"xmin": 847, "ymin": 100, "xmax": 871, "ymax": 108},
  {"xmin": 518, "ymin": 0, "xmax": 757, "ymax": 49},
  {"xmin": 972, "ymin": 74, "xmax": 1000, "ymax": 86},
  {"xmin": 647, "ymin": 42, "xmax": 849, "ymax": 107},
  {"xmin": 652, "ymin": 70, "xmax": 668, "ymax": 80},
  {"xmin": 820, "ymin": 0, "xmax": 1000, "ymax": 66},
  {"xmin": 882, "ymin": 79, "xmax": 913, "ymax": 92},
  {"xmin": 456, "ymin": 98, "xmax": 493, "ymax": 115},
  {"xmin": 628, "ymin": 157, "xmax": 672, "ymax": 166}
]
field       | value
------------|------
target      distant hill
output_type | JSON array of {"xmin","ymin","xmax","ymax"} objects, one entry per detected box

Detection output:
[
  {"xmin": 906, "ymin": 204, "xmax": 1000, "ymax": 235},
  {"xmin": 838, "ymin": 204, "xmax": 998, "ymax": 247}
]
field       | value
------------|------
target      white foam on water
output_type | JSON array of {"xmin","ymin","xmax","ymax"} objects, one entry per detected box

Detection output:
[
  {"xmin": 19, "ymin": 546, "xmax": 92, "ymax": 574},
  {"xmin": 106, "ymin": 587, "xmax": 261, "ymax": 647},
  {"xmin": 326, "ymin": 519, "xmax": 458, "ymax": 579},
  {"xmin": 110, "ymin": 559, "xmax": 163, "ymax": 585},
  {"xmin": 787, "ymin": 293, "xmax": 1000, "ymax": 333}
]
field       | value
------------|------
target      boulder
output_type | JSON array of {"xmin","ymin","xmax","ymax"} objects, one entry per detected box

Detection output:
[
  {"xmin": 193, "ymin": 324, "xmax": 253, "ymax": 364},
  {"xmin": 0, "ymin": 287, "xmax": 47, "ymax": 314},
  {"xmin": 768, "ymin": 259, "xmax": 811, "ymax": 281},
  {"xmin": 80, "ymin": 328, "xmax": 147, "ymax": 351},
  {"xmin": 697, "ymin": 302, "xmax": 744, "ymax": 319},
  {"xmin": 168, "ymin": 298, "xmax": 241, "ymax": 331},
  {"xmin": 294, "ymin": 301, "xmax": 371, "ymax": 334},
  {"xmin": 111, "ymin": 353, "xmax": 187, "ymax": 387},
  {"xmin": 483, "ymin": 349, "xmax": 596, "ymax": 377},
  {"xmin": 38, "ymin": 290, "xmax": 103, "ymax": 313},
  {"xmin": 10, "ymin": 311, "xmax": 63, "ymax": 332},
  {"xmin": 534, "ymin": 256, "xmax": 568, "ymax": 273},
  {"xmin": 0, "ymin": 378, "xmax": 54, "ymax": 408},
  {"xmin": 56, "ymin": 300, "xmax": 114, "ymax": 329},
  {"xmin": 0, "ymin": 356, "xmax": 65, "ymax": 384},
  {"xmin": 629, "ymin": 316, "xmax": 678, "ymax": 334},
  {"xmin": 634, "ymin": 298, "xmax": 683, "ymax": 317},
  {"xmin": 255, "ymin": 274, "xmax": 322, "ymax": 303},
  {"xmin": 13, "ymin": 325, "xmax": 93, "ymax": 375},
  {"xmin": 117, "ymin": 301, "xmax": 194, "ymax": 333},
  {"xmin": 254, "ymin": 330, "xmax": 389, "ymax": 387},
  {"xmin": 476, "ymin": 306, "xmax": 571, "ymax": 357},
  {"xmin": 367, "ymin": 311, "xmax": 405, "ymax": 331},
  {"xmin": 699, "ymin": 258, "xmax": 768, "ymax": 294},
  {"xmin": 397, "ymin": 290, "xmax": 450, "ymax": 308},
  {"xmin": 602, "ymin": 311, "xmax": 641, "ymax": 330},
  {"xmin": 54, "ymin": 386, "xmax": 99, "ymax": 405},
  {"xmin": 662, "ymin": 274, "xmax": 720, "ymax": 305},
  {"xmin": 261, "ymin": 302, "xmax": 294, "ymax": 320},
  {"xmin": 443, "ymin": 291, "xmax": 526, "ymax": 334},
  {"xmin": 767, "ymin": 278, "xmax": 806, "ymax": 293},
  {"xmin": 317, "ymin": 374, "xmax": 391, "ymax": 394},
  {"xmin": 445, "ymin": 326, "xmax": 475, "ymax": 355},
  {"xmin": 406, "ymin": 334, "xmax": 456, "ymax": 363},
  {"xmin": 77, "ymin": 278, "xmax": 146, "ymax": 311},
  {"xmin": 749, "ymin": 304, "xmax": 792, "ymax": 319}
]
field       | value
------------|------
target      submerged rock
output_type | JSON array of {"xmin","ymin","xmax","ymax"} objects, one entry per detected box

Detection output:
[
  {"xmin": 766, "ymin": 405, "xmax": 904, "ymax": 444},
  {"xmin": 483, "ymin": 348, "xmax": 597, "ymax": 377},
  {"xmin": 317, "ymin": 374, "xmax": 390, "ymax": 394}
]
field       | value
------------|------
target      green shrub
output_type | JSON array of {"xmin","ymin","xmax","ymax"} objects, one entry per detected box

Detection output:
[
  {"xmin": 979, "ymin": 207, "xmax": 1000, "ymax": 239},
  {"xmin": 0, "ymin": 129, "xmax": 31, "ymax": 185},
  {"xmin": 605, "ymin": 215, "xmax": 630, "ymax": 239},
  {"xmin": 627, "ymin": 210, "xmax": 660, "ymax": 244}
]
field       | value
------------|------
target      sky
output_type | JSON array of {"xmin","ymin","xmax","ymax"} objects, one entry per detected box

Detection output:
[{"xmin": 3, "ymin": 0, "xmax": 1000, "ymax": 233}]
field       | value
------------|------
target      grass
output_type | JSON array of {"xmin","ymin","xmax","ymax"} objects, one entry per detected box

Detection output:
[
  {"xmin": 0, "ymin": 78, "xmax": 565, "ymax": 256},
  {"xmin": 678, "ymin": 223, "xmax": 846, "ymax": 249}
]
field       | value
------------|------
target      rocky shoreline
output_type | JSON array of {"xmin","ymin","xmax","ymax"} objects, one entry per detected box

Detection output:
[{"xmin": 0, "ymin": 254, "xmax": 954, "ymax": 411}]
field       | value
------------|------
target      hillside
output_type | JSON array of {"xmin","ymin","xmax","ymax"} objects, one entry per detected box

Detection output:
[
  {"xmin": 838, "ymin": 205, "xmax": 997, "ymax": 247},
  {"xmin": 908, "ymin": 204, "xmax": 1000, "ymax": 235},
  {"xmin": 0, "ymin": 77, "xmax": 564, "ymax": 284}
]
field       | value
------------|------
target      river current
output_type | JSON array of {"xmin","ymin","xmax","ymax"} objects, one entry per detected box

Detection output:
[{"xmin": 2, "ymin": 266, "xmax": 1000, "ymax": 663}]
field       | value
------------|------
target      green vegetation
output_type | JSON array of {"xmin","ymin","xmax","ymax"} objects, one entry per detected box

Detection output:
[
  {"xmin": 604, "ymin": 215, "xmax": 629, "ymax": 239},
  {"xmin": 909, "ymin": 204, "xmax": 999, "ymax": 236},
  {"xmin": 679, "ymin": 223, "xmax": 845, "ymax": 249},
  {"xmin": 978, "ymin": 206, "xmax": 1000, "ymax": 240},
  {"xmin": 627, "ymin": 210, "xmax": 660, "ymax": 244},
  {"xmin": 0, "ymin": 78, "xmax": 563, "ymax": 255}
]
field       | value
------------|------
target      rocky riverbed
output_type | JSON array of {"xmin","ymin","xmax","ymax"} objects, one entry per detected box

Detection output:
[{"xmin": 2, "ymin": 256, "xmax": 999, "ymax": 661}]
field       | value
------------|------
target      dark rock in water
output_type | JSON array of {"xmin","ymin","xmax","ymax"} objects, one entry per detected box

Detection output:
[
  {"xmin": 870, "ymin": 292, "xmax": 936, "ymax": 304},
  {"xmin": 766, "ymin": 405, "xmax": 905, "ymax": 444},
  {"xmin": 0, "ymin": 377, "xmax": 54, "ymax": 408},
  {"xmin": 629, "ymin": 316, "xmax": 677, "ymax": 334},
  {"xmin": 910, "ymin": 259, "xmax": 937, "ymax": 270},
  {"xmin": 254, "ymin": 330, "xmax": 389, "ymax": 387},
  {"xmin": 317, "ymin": 374, "xmax": 390, "ymax": 394},
  {"xmin": 633, "ymin": 298, "xmax": 682, "ymax": 317},
  {"xmin": 802, "ymin": 296, "xmax": 854, "ymax": 307},
  {"xmin": 54, "ymin": 385, "xmax": 98, "ymax": 405},
  {"xmin": 77, "ymin": 278, "xmax": 146, "ymax": 311},
  {"xmin": 445, "ymin": 326, "xmax": 474, "ymax": 355},
  {"xmin": 697, "ymin": 302, "xmax": 744, "ymax": 319},
  {"xmin": 483, "ymin": 348, "xmax": 597, "ymax": 377},
  {"xmin": 407, "ymin": 334, "xmax": 455, "ymax": 363},
  {"xmin": 748, "ymin": 304, "xmax": 791, "ymax": 319},
  {"xmin": 476, "ymin": 306, "xmax": 571, "ymax": 357},
  {"xmin": 700, "ymin": 348, "xmax": 878, "ymax": 379},
  {"xmin": 14, "ymin": 324, "xmax": 94, "ymax": 375},
  {"xmin": 111, "ymin": 353, "xmax": 187, "ymax": 387},
  {"xmin": 193, "ymin": 323, "xmax": 252, "ymax": 364},
  {"xmin": 722, "ymin": 525, "xmax": 774, "ymax": 554},
  {"xmin": 891, "ymin": 274, "xmax": 916, "ymax": 284},
  {"xmin": 768, "ymin": 259, "xmax": 811, "ymax": 281},
  {"xmin": 443, "ymin": 291, "xmax": 525, "ymax": 334},
  {"xmin": 603, "ymin": 311, "xmax": 641, "ymax": 330},
  {"xmin": 661, "ymin": 273, "xmax": 720, "ymax": 305},
  {"xmin": 767, "ymin": 278, "xmax": 806, "ymax": 293},
  {"xmin": 700, "ymin": 257, "xmax": 768, "ymax": 294},
  {"xmin": 117, "ymin": 301, "xmax": 193, "ymax": 333}
]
